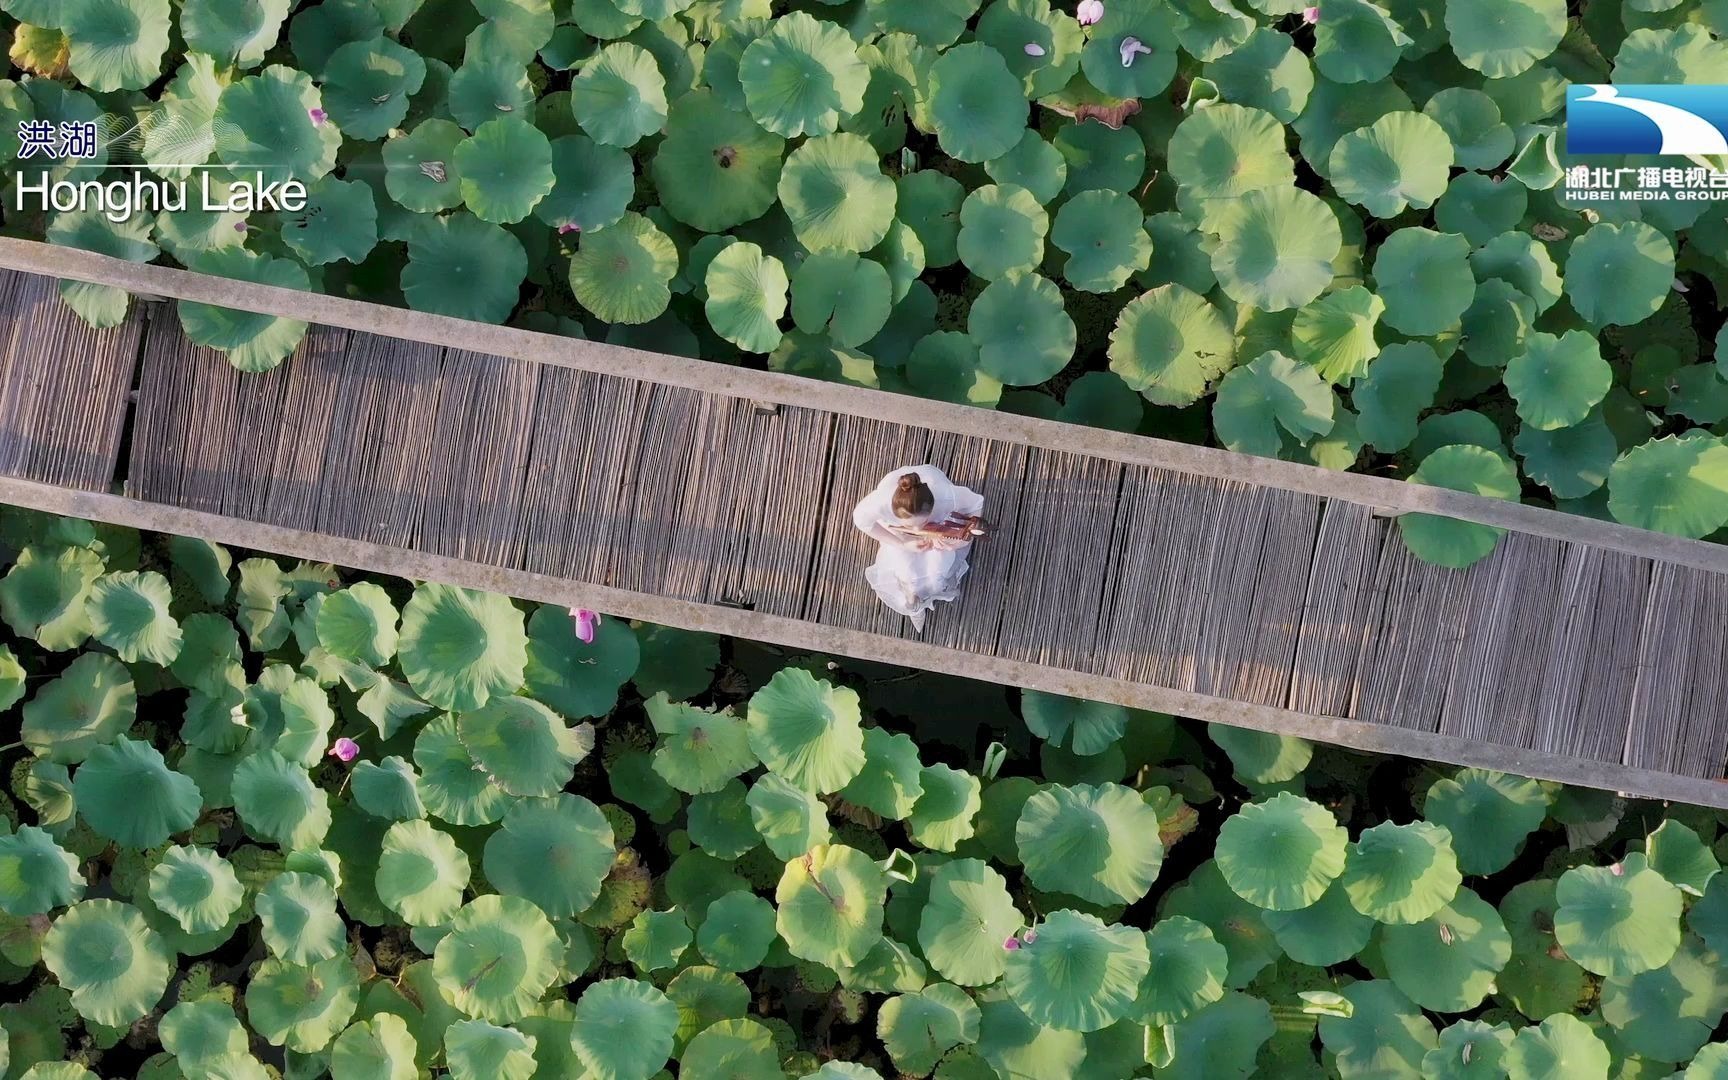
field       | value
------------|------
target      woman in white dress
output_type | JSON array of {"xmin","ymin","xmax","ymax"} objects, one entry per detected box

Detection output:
[{"xmin": 851, "ymin": 465, "xmax": 986, "ymax": 632}]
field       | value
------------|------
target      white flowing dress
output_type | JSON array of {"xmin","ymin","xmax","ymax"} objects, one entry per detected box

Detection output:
[{"xmin": 851, "ymin": 464, "xmax": 986, "ymax": 632}]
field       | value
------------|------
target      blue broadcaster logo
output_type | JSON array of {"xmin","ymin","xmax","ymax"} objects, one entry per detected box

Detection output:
[{"xmin": 1567, "ymin": 84, "xmax": 1728, "ymax": 156}]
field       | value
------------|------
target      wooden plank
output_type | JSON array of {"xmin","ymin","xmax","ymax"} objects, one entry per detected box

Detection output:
[
  {"xmin": 414, "ymin": 350, "xmax": 540, "ymax": 565},
  {"xmin": 219, "ymin": 325, "xmax": 351, "ymax": 529},
  {"xmin": 1529, "ymin": 547, "xmax": 1651, "ymax": 763},
  {"xmin": 721, "ymin": 403, "xmax": 838, "ymax": 618},
  {"xmin": 1351, "ymin": 525, "xmax": 1479, "ymax": 731},
  {"xmin": 1624, "ymin": 565, "xmax": 1728, "ymax": 778},
  {"xmin": 603, "ymin": 383, "xmax": 705, "ymax": 596},
  {"xmin": 995, "ymin": 448, "xmax": 1125, "ymax": 670},
  {"xmin": 1208, "ymin": 488, "xmax": 1322, "ymax": 707},
  {"xmin": 1438, "ymin": 532, "xmax": 1564, "ymax": 747},
  {"xmin": 1288, "ymin": 499, "xmax": 1384, "ymax": 716},
  {"xmin": 0, "ymin": 271, "xmax": 143, "ymax": 490},
  {"xmin": 127, "ymin": 313, "xmax": 246, "ymax": 511}
]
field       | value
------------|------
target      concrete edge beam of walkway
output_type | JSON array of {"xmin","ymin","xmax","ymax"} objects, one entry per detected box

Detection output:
[
  {"xmin": 2, "ymin": 238, "xmax": 1726, "ymax": 577},
  {"xmin": 0, "ymin": 475, "xmax": 1720, "ymax": 810}
]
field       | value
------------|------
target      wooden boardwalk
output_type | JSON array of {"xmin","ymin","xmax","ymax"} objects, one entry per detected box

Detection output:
[{"xmin": 2, "ymin": 242, "xmax": 1727, "ymax": 807}]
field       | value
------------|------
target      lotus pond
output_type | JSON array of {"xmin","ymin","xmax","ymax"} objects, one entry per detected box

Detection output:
[
  {"xmin": 6, "ymin": 0, "xmax": 1728, "ymax": 568},
  {"xmin": 2, "ymin": 509, "xmax": 1728, "ymax": 1078}
]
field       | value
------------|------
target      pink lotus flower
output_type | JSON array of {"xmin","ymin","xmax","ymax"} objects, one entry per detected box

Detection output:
[
  {"xmin": 1119, "ymin": 36, "xmax": 1152, "ymax": 67},
  {"xmin": 1302, "ymin": 5, "xmax": 1319, "ymax": 22},
  {"xmin": 1076, "ymin": 0, "xmax": 1103, "ymax": 25},
  {"xmin": 1002, "ymin": 936, "xmax": 1021, "ymax": 950},
  {"xmin": 559, "ymin": 223, "xmax": 580, "ymax": 235},
  {"xmin": 572, "ymin": 608, "xmax": 601, "ymax": 644},
  {"xmin": 328, "ymin": 737, "xmax": 360, "ymax": 763},
  {"xmin": 1024, "ymin": 42, "xmax": 1046, "ymax": 56},
  {"xmin": 309, "ymin": 107, "xmax": 328, "ymax": 126},
  {"xmin": 233, "ymin": 221, "xmax": 248, "ymax": 233}
]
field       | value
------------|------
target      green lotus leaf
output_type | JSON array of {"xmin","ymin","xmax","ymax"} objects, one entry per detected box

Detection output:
[
  {"xmin": 1204, "ymin": 26, "xmax": 1312, "ymax": 122},
  {"xmin": 1016, "ymin": 783, "xmax": 1163, "ymax": 906},
  {"xmin": 376, "ymin": 819, "xmax": 470, "ymax": 926},
  {"xmin": 452, "ymin": 116, "xmax": 554, "ymax": 225},
  {"xmin": 319, "ymin": 36, "xmax": 425, "ymax": 139},
  {"xmin": 910, "ymin": 858, "xmax": 1018, "ymax": 986},
  {"xmin": 382, "ymin": 119, "xmax": 466, "ymax": 213},
  {"xmin": 523, "ymin": 604, "xmax": 637, "ymax": 720},
  {"xmin": 682, "ymin": 1018, "xmax": 781, "ymax": 1080},
  {"xmin": 982, "ymin": 134, "xmax": 1064, "ymax": 215},
  {"xmin": 434, "ymin": 894, "xmax": 560, "ymax": 1022},
  {"xmin": 570, "ymin": 978, "xmax": 678, "ymax": 1080},
  {"xmin": 1050, "ymin": 189, "xmax": 1151, "ymax": 294},
  {"xmin": 330, "ymin": 1014, "xmax": 417, "ymax": 1080},
  {"xmin": 458, "ymin": 697, "xmax": 590, "ymax": 798},
  {"xmin": 1313, "ymin": 0, "xmax": 1409, "ymax": 83},
  {"xmin": 1646, "ymin": 820, "xmax": 1719, "ymax": 897},
  {"xmin": 1436, "ymin": 173, "xmax": 1528, "ymax": 248},
  {"xmin": 278, "ymin": 174, "xmax": 378, "ymax": 267},
  {"xmin": 1421, "ymin": 1020, "xmax": 1513, "ymax": 1080},
  {"xmin": 1108, "ymin": 284, "xmax": 1236, "ymax": 408},
  {"xmin": 1262, "ymin": 879, "xmax": 1374, "ymax": 967},
  {"xmin": 160, "ymin": 998, "xmax": 249, "ymax": 1068},
  {"xmin": 1600, "ymin": 934, "xmax": 1728, "ymax": 1064},
  {"xmin": 1372, "ymin": 227, "xmax": 1474, "ymax": 337},
  {"xmin": 1446, "ymin": 0, "xmax": 1564, "ymax": 78},
  {"xmin": 1167, "ymin": 103, "xmax": 1294, "ymax": 212},
  {"xmin": 43, "ymin": 900, "xmax": 170, "ymax": 1026},
  {"xmin": 1157, "ymin": 991, "xmax": 1275, "ymax": 1080},
  {"xmin": 1502, "ymin": 330, "xmax": 1612, "ymax": 432},
  {"xmin": 246, "ymin": 953, "xmax": 359, "ymax": 1053},
  {"xmin": 1498, "ymin": 879, "xmax": 1589, "ymax": 1021},
  {"xmin": 84, "ymin": 570, "xmax": 180, "ymax": 666},
  {"xmin": 1554, "ymin": 853, "xmax": 1683, "ymax": 977},
  {"xmin": 414, "ymin": 713, "xmax": 514, "ymax": 827},
  {"xmin": 398, "ymin": 584, "xmax": 527, "ymax": 713},
  {"xmin": 1378, "ymin": 887, "xmax": 1512, "ymax": 1013},
  {"xmin": 1079, "ymin": 0, "xmax": 1179, "ymax": 99},
  {"xmin": 925, "ymin": 42, "xmax": 1027, "ymax": 163},
  {"xmin": 1021, "ymin": 691, "xmax": 1127, "ymax": 757},
  {"xmin": 214, "ymin": 65, "xmax": 340, "ymax": 183},
  {"xmin": 1565, "ymin": 222, "xmax": 1675, "ymax": 329},
  {"xmin": 1, "ymin": 544, "xmax": 99, "ymax": 653},
  {"xmin": 776, "ymin": 844, "xmax": 888, "ymax": 968},
  {"xmin": 746, "ymin": 667, "xmax": 865, "ymax": 794},
  {"xmin": 1004, "ymin": 909, "xmax": 1148, "ymax": 1033},
  {"xmin": 901, "ymin": 330, "xmax": 1001, "ymax": 406},
  {"xmin": 897, "ymin": 171, "xmax": 965, "ymax": 268},
  {"xmin": 1688, "ymin": 1044, "xmax": 1728, "ymax": 1080},
  {"xmin": 350, "ymin": 749, "xmax": 426, "ymax": 819},
  {"xmin": 60, "ymin": 0, "xmax": 169, "ymax": 91},
  {"xmin": 663, "ymin": 965, "xmax": 751, "ymax": 1049},
  {"xmin": 1421, "ymin": 87, "xmax": 1512, "ymax": 171},
  {"xmin": 181, "ymin": 0, "xmax": 290, "ymax": 67},
  {"xmin": 1318, "ymin": 981, "xmax": 1437, "ymax": 1079},
  {"xmin": 1213, "ymin": 351, "xmax": 1335, "ymax": 458},
  {"xmin": 878, "ymin": 982, "xmax": 979, "ymax": 1075},
  {"xmin": 737, "ymin": 11, "xmax": 867, "ymax": 138},
  {"xmin": 483, "ymin": 794, "xmax": 615, "ymax": 918},
  {"xmin": 1207, "ymin": 186, "xmax": 1339, "ymax": 312},
  {"xmin": 705, "ymin": 241, "xmax": 789, "ymax": 353},
  {"xmin": 1504, "ymin": 1014, "xmax": 1609, "ymax": 1080},
  {"xmin": 571, "ymin": 42, "xmax": 666, "ymax": 146},
  {"xmin": 698, "ymin": 891, "xmax": 778, "ymax": 972},
  {"xmin": 959, "ymin": 183, "xmax": 1048, "ymax": 282},
  {"xmin": 1607, "ymin": 432, "xmax": 1728, "ymax": 538},
  {"xmin": 968, "ymin": 272, "xmax": 1075, "ymax": 386},
  {"xmin": 1615, "ymin": 23, "xmax": 1728, "ymax": 82},
  {"xmin": 23, "ymin": 652, "xmax": 134, "ymax": 763},
  {"xmin": 45, "ymin": 209, "xmax": 159, "ymax": 329},
  {"xmin": 313, "ymin": 582, "xmax": 396, "ymax": 669},
  {"xmin": 1292, "ymin": 286, "xmax": 1383, "ymax": 386},
  {"xmin": 569, "ymin": 212, "xmax": 678, "ymax": 325},
  {"xmin": 778, "ymin": 134, "xmax": 897, "ymax": 254},
  {"xmin": 18, "ymin": 1065, "xmax": 99, "ymax": 1080},
  {"xmin": 443, "ymin": 1019, "xmax": 536, "ymax": 1080},
  {"xmin": 448, "ymin": 57, "xmax": 533, "ymax": 131},
  {"xmin": 1134, "ymin": 915, "xmax": 1226, "ymax": 1026},
  {"xmin": 287, "ymin": 0, "xmax": 383, "ymax": 74},
  {"xmin": 1515, "ymin": 412, "xmax": 1616, "ymax": 501},
  {"xmin": 1354, "ymin": 342, "xmax": 1444, "ymax": 454},
  {"xmin": 1216, "ymin": 792, "xmax": 1348, "ymax": 911},
  {"xmin": 1422, "ymin": 769, "xmax": 1550, "ymax": 876},
  {"xmin": 148, "ymin": 845, "xmax": 243, "ymax": 935},
  {"xmin": 623, "ymin": 908, "xmax": 691, "ymax": 972},
  {"xmin": 1469, "ymin": 232, "xmax": 1560, "ymax": 316},
  {"xmin": 838, "ymin": 728, "xmax": 924, "ymax": 821},
  {"xmin": 0, "ymin": 645, "xmax": 22, "ymax": 715},
  {"xmin": 0, "ymin": 826, "xmax": 83, "ymax": 915},
  {"xmin": 256, "ymin": 871, "xmax": 344, "ymax": 965},
  {"xmin": 470, "ymin": 0, "xmax": 555, "ymax": 57},
  {"xmin": 652, "ymin": 92, "xmax": 784, "ymax": 233},
  {"xmin": 904, "ymin": 764, "xmax": 978, "ymax": 851},
  {"xmin": 19, "ymin": 757, "xmax": 73, "ymax": 836},
  {"xmin": 1329, "ymin": 111, "xmax": 1452, "ymax": 220},
  {"xmin": 179, "ymin": 248, "xmax": 311, "ymax": 373},
  {"xmin": 232, "ymin": 749, "xmax": 331, "ymax": 851},
  {"xmin": 73, "ymin": 737, "xmax": 200, "ymax": 849},
  {"xmin": 789, "ymin": 252, "xmax": 893, "ymax": 347},
  {"xmin": 974, "ymin": 0, "xmax": 1080, "ymax": 98},
  {"xmin": 1458, "ymin": 277, "xmax": 1535, "ymax": 371},
  {"xmin": 647, "ymin": 693, "xmax": 756, "ymax": 795},
  {"xmin": 1341, "ymin": 820, "xmax": 1462, "ymax": 924},
  {"xmin": 527, "ymin": 134, "xmax": 632, "ymax": 235},
  {"xmin": 402, "ymin": 211, "xmax": 527, "ymax": 324},
  {"xmin": 747, "ymin": 773, "xmax": 831, "ymax": 860}
]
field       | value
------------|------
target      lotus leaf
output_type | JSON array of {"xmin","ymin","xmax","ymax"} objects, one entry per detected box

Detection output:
[
  {"xmin": 1313, "ymin": 0, "xmax": 1409, "ymax": 83},
  {"xmin": 569, "ymin": 212, "xmax": 678, "ymax": 325},
  {"xmin": 1213, "ymin": 351, "xmax": 1335, "ymax": 458},
  {"xmin": 382, "ymin": 119, "xmax": 466, "ymax": 213},
  {"xmin": 737, "ymin": 11, "xmax": 867, "ymax": 139},
  {"xmin": 985, "ymin": 130, "xmax": 1067, "ymax": 204},
  {"xmin": 775, "ymin": 844, "xmax": 887, "ymax": 968},
  {"xmin": 1108, "ymin": 284, "xmax": 1235, "ymax": 408},
  {"xmin": 448, "ymin": 57, "xmax": 533, "ymax": 131},
  {"xmin": 402, "ymin": 212, "xmax": 527, "ymax": 324},
  {"xmin": 653, "ymin": 94, "xmax": 782, "ymax": 235},
  {"xmin": 1378, "ymin": 887, "xmax": 1512, "ymax": 1012},
  {"xmin": 1423, "ymin": 769, "xmax": 1550, "ymax": 875},
  {"xmin": 747, "ymin": 773, "xmax": 830, "ymax": 860},
  {"xmin": 456, "ymin": 697, "xmax": 589, "ymax": 798},
  {"xmin": 1208, "ymin": 186, "xmax": 1340, "ymax": 312},
  {"xmin": 160, "ymin": 998, "xmax": 248, "ymax": 1067},
  {"xmin": 957, "ymin": 184, "xmax": 1046, "ymax": 282},
  {"xmin": 0, "ymin": 826, "xmax": 83, "ymax": 916},
  {"xmin": 746, "ymin": 667, "xmax": 865, "ymax": 794},
  {"xmin": 45, "ymin": 210, "xmax": 158, "ymax": 329},
  {"xmin": 147, "ymin": 845, "xmax": 241, "ymax": 935},
  {"xmin": 967, "ymin": 272, "xmax": 1076, "ymax": 387},
  {"xmin": 1607, "ymin": 433, "xmax": 1728, "ymax": 538},
  {"xmin": 705, "ymin": 241, "xmax": 789, "ymax": 353},
  {"xmin": 433, "ymin": 894, "xmax": 560, "ymax": 1022},
  {"xmin": 1341, "ymin": 820, "xmax": 1461, "ymax": 924},
  {"xmin": 623, "ymin": 908, "xmax": 691, "ymax": 972},
  {"xmin": 1262, "ymin": 879, "xmax": 1375, "ymax": 967},
  {"xmin": 443, "ymin": 1019, "xmax": 536, "ymax": 1080},
  {"xmin": 876, "ymin": 981, "xmax": 980, "ymax": 1073},
  {"xmin": 397, "ymin": 584, "xmax": 527, "ymax": 712},
  {"xmin": 1318, "ymin": 981, "xmax": 1437, "ymax": 1078},
  {"xmin": 43, "ymin": 900, "xmax": 170, "ymax": 1026},
  {"xmin": 1291, "ymin": 286, "xmax": 1383, "ymax": 386},
  {"xmin": 896, "ymin": 171, "xmax": 965, "ymax": 268},
  {"xmin": 924, "ymin": 43, "xmax": 1027, "ymax": 163},
  {"xmin": 697, "ymin": 891, "xmax": 778, "ymax": 972},
  {"xmin": 1205, "ymin": 26, "xmax": 1312, "ymax": 122},
  {"xmin": 681, "ymin": 1017, "xmax": 782, "ymax": 1079},
  {"xmin": 1051, "ymin": 189, "xmax": 1151, "ymax": 294},
  {"xmin": 214, "ymin": 65, "xmax": 340, "ymax": 183},
  {"xmin": 178, "ymin": 248, "xmax": 311, "ymax": 373},
  {"xmin": 906, "ymin": 764, "xmax": 980, "ymax": 852},
  {"xmin": 838, "ymin": 727, "xmax": 924, "ymax": 820},
  {"xmin": 180, "ymin": 0, "xmax": 290, "ymax": 67},
  {"xmin": 1020, "ymin": 691, "xmax": 1127, "ymax": 757},
  {"xmin": 452, "ymin": 117, "xmax": 554, "ymax": 225},
  {"xmin": 483, "ymin": 794, "xmax": 615, "ymax": 918},
  {"xmin": 60, "ymin": 0, "xmax": 169, "ymax": 91},
  {"xmin": 255, "ymin": 872, "xmax": 343, "ymax": 965},
  {"xmin": 1168, "ymin": 104, "xmax": 1294, "ymax": 214},
  {"xmin": 22, "ymin": 652, "xmax": 134, "ymax": 763},
  {"xmin": 1003, "ymin": 909, "xmax": 1148, "ymax": 1032},
  {"xmin": 1216, "ymin": 792, "xmax": 1348, "ymax": 911},
  {"xmin": 72, "ymin": 736, "xmax": 200, "ymax": 849},
  {"xmin": 1555, "ymin": 854, "xmax": 1683, "ymax": 977},
  {"xmin": 1016, "ymin": 782, "xmax": 1163, "ymax": 906},
  {"xmin": 570, "ymin": 978, "xmax": 678, "ymax": 1080},
  {"xmin": 232, "ymin": 749, "xmax": 331, "ymax": 851},
  {"xmin": 329, "ymin": 1014, "xmax": 416, "ymax": 1080},
  {"xmin": 777, "ymin": 134, "xmax": 897, "ymax": 254},
  {"xmin": 1600, "ymin": 934, "xmax": 1728, "ymax": 1064},
  {"xmin": 376, "ymin": 819, "xmax": 469, "ymax": 926},
  {"xmin": 1504, "ymin": 1014, "xmax": 1610, "ymax": 1080},
  {"xmin": 1134, "ymin": 915, "xmax": 1226, "ymax": 1026}
]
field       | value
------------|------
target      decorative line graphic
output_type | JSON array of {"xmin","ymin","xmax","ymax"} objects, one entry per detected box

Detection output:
[{"xmin": 1567, "ymin": 84, "xmax": 1728, "ymax": 156}]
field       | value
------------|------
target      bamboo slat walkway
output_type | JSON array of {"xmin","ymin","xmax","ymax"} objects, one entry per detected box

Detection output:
[{"xmin": 2, "ymin": 241, "xmax": 1727, "ymax": 807}]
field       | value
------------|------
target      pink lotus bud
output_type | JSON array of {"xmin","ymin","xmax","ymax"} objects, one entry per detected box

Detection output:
[
  {"xmin": 1302, "ymin": 5, "xmax": 1319, "ymax": 22},
  {"xmin": 1021, "ymin": 928, "xmax": 1038, "ymax": 944},
  {"xmin": 1002, "ymin": 936, "xmax": 1021, "ymax": 950},
  {"xmin": 571, "ymin": 608, "xmax": 601, "ymax": 644},
  {"xmin": 559, "ymin": 223, "xmax": 580, "ymax": 235},
  {"xmin": 1119, "ymin": 36, "xmax": 1152, "ymax": 67},
  {"xmin": 309, "ymin": 107, "xmax": 328, "ymax": 126},
  {"xmin": 1076, "ymin": 0, "xmax": 1103, "ymax": 24},
  {"xmin": 233, "ymin": 221, "xmax": 248, "ymax": 233},
  {"xmin": 1024, "ymin": 42, "xmax": 1046, "ymax": 56},
  {"xmin": 1610, "ymin": 861, "xmax": 1625, "ymax": 876},
  {"xmin": 328, "ymin": 737, "xmax": 360, "ymax": 763}
]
